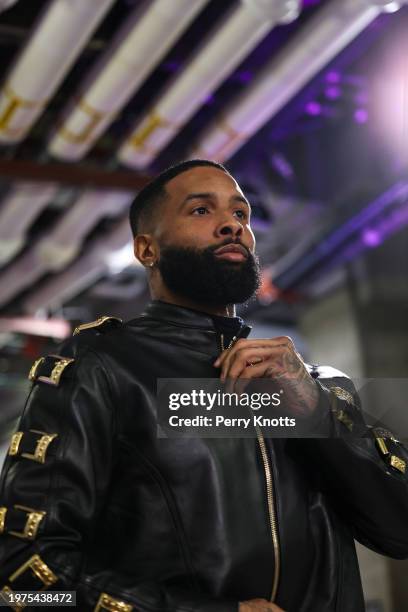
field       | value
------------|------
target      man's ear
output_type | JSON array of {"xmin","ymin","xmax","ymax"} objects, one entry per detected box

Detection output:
[{"xmin": 134, "ymin": 234, "xmax": 158, "ymax": 268}]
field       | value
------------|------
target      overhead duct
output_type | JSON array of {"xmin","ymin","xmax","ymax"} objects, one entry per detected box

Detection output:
[
  {"xmin": 23, "ymin": 218, "xmax": 138, "ymax": 314},
  {"xmin": 0, "ymin": 190, "xmax": 133, "ymax": 307},
  {"xmin": 0, "ymin": 182, "xmax": 57, "ymax": 265},
  {"xmin": 0, "ymin": 0, "xmax": 19, "ymax": 12},
  {"xmin": 118, "ymin": 0, "xmax": 301, "ymax": 169},
  {"xmin": 48, "ymin": 0, "xmax": 209, "ymax": 161},
  {"xmin": 191, "ymin": 0, "xmax": 408, "ymax": 162},
  {"xmin": 0, "ymin": 0, "xmax": 115, "ymax": 144},
  {"xmin": 37, "ymin": 190, "xmax": 134, "ymax": 269},
  {"xmin": 272, "ymin": 180, "xmax": 408, "ymax": 289},
  {"xmin": 0, "ymin": 316, "xmax": 70, "ymax": 339}
]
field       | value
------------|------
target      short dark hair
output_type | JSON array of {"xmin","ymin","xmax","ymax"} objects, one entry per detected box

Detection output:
[{"xmin": 129, "ymin": 159, "xmax": 229, "ymax": 237}]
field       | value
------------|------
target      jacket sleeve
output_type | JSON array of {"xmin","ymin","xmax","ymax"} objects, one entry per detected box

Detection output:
[
  {"xmin": 300, "ymin": 368, "xmax": 408, "ymax": 560},
  {"xmin": 0, "ymin": 345, "xmax": 237, "ymax": 612}
]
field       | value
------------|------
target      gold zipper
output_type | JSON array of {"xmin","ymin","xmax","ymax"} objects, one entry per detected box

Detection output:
[
  {"xmin": 220, "ymin": 333, "xmax": 238, "ymax": 352},
  {"xmin": 218, "ymin": 331, "xmax": 280, "ymax": 599},
  {"xmin": 255, "ymin": 424, "xmax": 280, "ymax": 602}
]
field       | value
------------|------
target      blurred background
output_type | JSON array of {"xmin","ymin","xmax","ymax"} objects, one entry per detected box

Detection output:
[{"xmin": 0, "ymin": 0, "xmax": 407, "ymax": 609}]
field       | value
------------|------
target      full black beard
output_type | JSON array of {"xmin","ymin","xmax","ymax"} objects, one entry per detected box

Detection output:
[{"xmin": 157, "ymin": 243, "xmax": 261, "ymax": 306}]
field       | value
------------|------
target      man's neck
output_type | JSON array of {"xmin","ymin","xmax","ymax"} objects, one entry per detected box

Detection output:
[{"xmin": 152, "ymin": 290, "xmax": 236, "ymax": 318}]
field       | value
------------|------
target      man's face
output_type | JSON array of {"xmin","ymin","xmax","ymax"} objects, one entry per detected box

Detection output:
[{"xmin": 153, "ymin": 166, "xmax": 261, "ymax": 306}]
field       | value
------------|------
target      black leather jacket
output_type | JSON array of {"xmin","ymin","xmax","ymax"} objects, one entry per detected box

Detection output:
[{"xmin": 1, "ymin": 301, "xmax": 408, "ymax": 612}]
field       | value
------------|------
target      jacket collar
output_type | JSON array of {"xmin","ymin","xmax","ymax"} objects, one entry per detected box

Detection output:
[{"xmin": 138, "ymin": 300, "xmax": 252, "ymax": 337}]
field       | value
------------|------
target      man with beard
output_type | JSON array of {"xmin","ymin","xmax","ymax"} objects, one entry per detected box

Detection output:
[{"xmin": 0, "ymin": 160, "xmax": 407, "ymax": 612}]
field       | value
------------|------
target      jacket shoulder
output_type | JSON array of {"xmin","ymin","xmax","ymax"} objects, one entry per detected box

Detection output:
[
  {"xmin": 72, "ymin": 315, "xmax": 123, "ymax": 337},
  {"xmin": 306, "ymin": 363, "xmax": 350, "ymax": 381},
  {"xmin": 26, "ymin": 316, "xmax": 124, "ymax": 387},
  {"xmin": 306, "ymin": 363, "xmax": 358, "ymax": 408},
  {"xmin": 63, "ymin": 315, "xmax": 124, "ymax": 354}
]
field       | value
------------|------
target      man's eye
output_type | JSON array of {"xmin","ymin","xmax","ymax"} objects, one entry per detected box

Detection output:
[
  {"xmin": 234, "ymin": 210, "xmax": 247, "ymax": 220},
  {"xmin": 192, "ymin": 206, "xmax": 209, "ymax": 215}
]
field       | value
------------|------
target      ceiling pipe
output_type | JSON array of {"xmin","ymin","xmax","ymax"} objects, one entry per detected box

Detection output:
[
  {"xmin": 23, "ymin": 217, "xmax": 138, "ymax": 314},
  {"xmin": 37, "ymin": 189, "xmax": 134, "ymax": 269},
  {"xmin": 0, "ymin": 0, "xmax": 19, "ymax": 12},
  {"xmin": 191, "ymin": 0, "xmax": 408, "ymax": 162},
  {"xmin": 118, "ymin": 0, "xmax": 301, "ymax": 169},
  {"xmin": 0, "ymin": 190, "xmax": 133, "ymax": 307},
  {"xmin": 48, "ymin": 0, "xmax": 209, "ymax": 161},
  {"xmin": 0, "ymin": 182, "xmax": 57, "ymax": 265},
  {"xmin": 0, "ymin": 0, "xmax": 115, "ymax": 143},
  {"xmin": 0, "ymin": 316, "xmax": 70, "ymax": 339}
]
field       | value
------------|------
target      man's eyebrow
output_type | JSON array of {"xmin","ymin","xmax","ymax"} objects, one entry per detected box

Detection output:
[
  {"xmin": 231, "ymin": 194, "xmax": 251, "ymax": 209},
  {"xmin": 179, "ymin": 192, "xmax": 251, "ymax": 210},
  {"xmin": 179, "ymin": 192, "xmax": 216, "ymax": 209}
]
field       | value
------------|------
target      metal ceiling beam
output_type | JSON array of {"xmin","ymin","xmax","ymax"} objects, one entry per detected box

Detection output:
[{"xmin": 0, "ymin": 158, "xmax": 151, "ymax": 190}]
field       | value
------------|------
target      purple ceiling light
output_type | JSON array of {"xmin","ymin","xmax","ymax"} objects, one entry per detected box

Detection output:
[
  {"xmin": 329, "ymin": 202, "xmax": 408, "ymax": 271},
  {"xmin": 325, "ymin": 85, "xmax": 341, "ymax": 100},
  {"xmin": 273, "ymin": 182, "xmax": 408, "ymax": 289},
  {"xmin": 354, "ymin": 108, "xmax": 369, "ymax": 123},
  {"xmin": 362, "ymin": 228, "xmax": 382, "ymax": 247},
  {"xmin": 305, "ymin": 101, "xmax": 322, "ymax": 115},
  {"xmin": 325, "ymin": 71, "xmax": 341, "ymax": 84}
]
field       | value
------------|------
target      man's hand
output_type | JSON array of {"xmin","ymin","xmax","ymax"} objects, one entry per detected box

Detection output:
[
  {"xmin": 214, "ymin": 336, "xmax": 319, "ymax": 416},
  {"xmin": 239, "ymin": 598, "xmax": 286, "ymax": 611}
]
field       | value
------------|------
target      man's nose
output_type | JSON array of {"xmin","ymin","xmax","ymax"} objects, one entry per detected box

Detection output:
[{"xmin": 215, "ymin": 216, "xmax": 243, "ymax": 238}]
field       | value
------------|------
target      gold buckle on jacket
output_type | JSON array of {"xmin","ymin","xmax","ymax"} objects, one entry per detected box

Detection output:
[
  {"xmin": 9, "ymin": 505, "xmax": 46, "ymax": 540},
  {"xmin": 8, "ymin": 430, "xmax": 57, "ymax": 463},
  {"xmin": 28, "ymin": 357, "xmax": 45, "ymax": 381},
  {"xmin": 8, "ymin": 432, "xmax": 23, "ymax": 456},
  {"xmin": 28, "ymin": 355, "xmax": 74, "ymax": 386},
  {"xmin": 94, "ymin": 592, "xmax": 133, "ymax": 612},
  {"xmin": 375, "ymin": 436, "xmax": 406, "ymax": 474},
  {"xmin": 8, "ymin": 554, "xmax": 57, "ymax": 588},
  {"xmin": 0, "ymin": 507, "xmax": 6, "ymax": 533},
  {"xmin": 37, "ymin": 357, "xmax": 74, "ymax": 386},
  {"xmin": 23, "ymin": 431, "xmax": 58, "ymax": 464},
  {"xmin": 0, "ymin": 585, "xmax": 26, "ymax": 611}
]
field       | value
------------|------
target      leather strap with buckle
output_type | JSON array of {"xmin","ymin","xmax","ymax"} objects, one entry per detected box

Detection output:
[
  {"xmin": 28, "ymin": 355, "xmax": 74, "ymax": 386},
  {"xmin": 373, "ymin": 430, "xmax": 406, "ymax": 474},
  {"xmin": 8, "ymin": 430, "xmax": 58, "ymax": 464},
  {"xmin": 0, "ymin": 505, "xmax": 46, "ymax": 540},
  {"xmin": 94, "ymin": 592, "xmax": 133, "ymax": 612}
]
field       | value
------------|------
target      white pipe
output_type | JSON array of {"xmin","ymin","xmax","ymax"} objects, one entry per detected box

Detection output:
[
  {"xmin": 23, "ymin": 218, "xmax": 137, "ymax": 314},
  {"xmin": 0, "ymin": 1, "xmax": 19, "ymax": 12},
  {"xmin": 191, "ymin": 0, "xmax": 408, "ymax": 161},
  {"xmin": 0, "ymin": 0, "xmax": 115, "ymax": 143},
  {"xmin": 0, "ymin": 248, "xmax": 45, "ymax": 307},
  {"xmin": 37, "ymin": 190, "xmax": 134, "ymax": 270},
  {"xmin": 0, "ymin": 191, "xmax": 133, "ymax": 307},
  {"xmin": 0, "ymin": 316, "xmax": 70, "ymax": 339},
  {"xmin": 48, "ymin": 0, "xmax": 209, "ymax": 161},
  {"xmin": 118, "ymin": 0, "xmax": 301, "ymax": 169},
  {"xmin": 0, "ymin": 182, "xmax": 57, "ymax": 264}
]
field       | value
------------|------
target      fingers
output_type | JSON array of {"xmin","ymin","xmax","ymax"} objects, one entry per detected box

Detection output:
[
  {"xmin": 221, "ymin": 345, "xmax": 296, "ymax": 384},
  {"xmin": 214, "ymin": 336, "xmax": 293, "ymax": 369},
  {"xmin": 225, "ymin": 362, "xmax": 269, "ymax": 395},
  {"xmin": 224, "ymin": 358, "xmax": 270, "ymax": 394},
  {"xmin": 216, "ymin": 344, "xmax": 267, "ymax": 380},
  {"xmin": 222, "ymin": 346, "xmax": 275, "ymax": 382}
]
